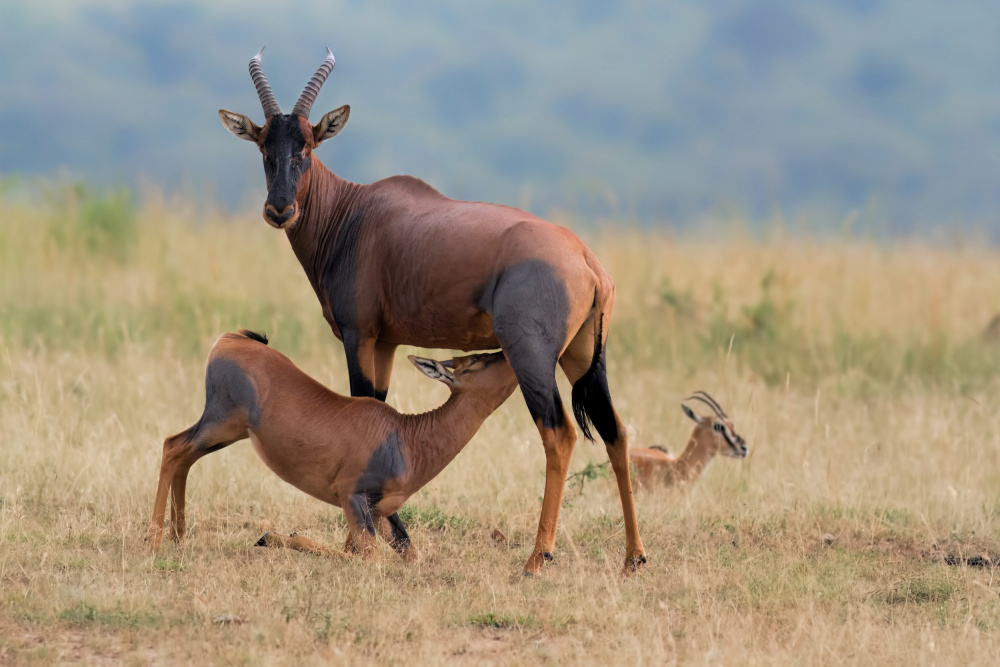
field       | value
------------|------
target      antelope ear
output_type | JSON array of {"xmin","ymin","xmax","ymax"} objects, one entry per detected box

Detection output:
[
  {"xmin": 408, "ymin": 355, "xmax": 456, "ymax": 385},
  {"xmin": 312, "ymin": 105, "xmax": 350, "ymax": 145},
  {"xmin": 681, "ymin": 403, "xmax": 703, "ymax": 425},
  {"xmin": 219, "ymin": 109, "xmax": 262, "ymax": 142}
]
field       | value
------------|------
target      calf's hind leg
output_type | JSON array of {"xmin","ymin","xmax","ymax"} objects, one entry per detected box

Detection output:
[{"xmin": 146, "ymin": 418, "xmax": 247, "ymax": 552}]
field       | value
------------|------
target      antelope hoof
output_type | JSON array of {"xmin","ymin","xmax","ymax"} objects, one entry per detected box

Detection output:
[
  {"xmin": 145, "ymin": 528, "xmax": 164, "ymax": 552},
  {"xmin": 400, "ymin": 544, "xmax": 419, "ymax": 563},
  {"xmin": 254, "ymin": 532, "xmax": 274, "ymax": 547},
  {"xmin": 623, "ymin": 553, "xmax": 648, "ymax": 574},
  {"xmin": 522, "ymin": 551, "xmax": 554, "ymax": 576}
]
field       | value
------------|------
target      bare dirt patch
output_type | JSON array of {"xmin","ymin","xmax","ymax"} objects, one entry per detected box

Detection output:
[{"xmin": 814, "ymin": 532, "xmax": 1000, "ymax": 568}]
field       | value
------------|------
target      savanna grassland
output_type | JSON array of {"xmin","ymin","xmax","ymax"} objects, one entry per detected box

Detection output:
[{"xmin": 3, "ymin": 188, "xmax": 1000, "ymax": 665}]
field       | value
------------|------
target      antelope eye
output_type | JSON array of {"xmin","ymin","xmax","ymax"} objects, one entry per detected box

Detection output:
[{"xmin": 713, "ymin": 423, "xmax": 724, "ymax": 432}]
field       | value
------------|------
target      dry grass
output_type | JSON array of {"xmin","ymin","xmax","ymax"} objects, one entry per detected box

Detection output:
[{"xmin": 3, "ymin": 191, "xmax": 1000, "ymax": 664}]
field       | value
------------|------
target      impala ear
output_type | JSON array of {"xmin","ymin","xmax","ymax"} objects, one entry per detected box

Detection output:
[
  {"xmin": 312, "ymin": 105, "xmax": 350, "ymax": 145},
  {"xmin": 681, "ymin": 403, "xmax": 703, "ymax": 425},
  {"xmin": 219, "ymin": 109, "xmax": 262, "ymax": 142},
  {"xmin": 408, "ymin": 355, "xmax": 456, "ymax": 385}
]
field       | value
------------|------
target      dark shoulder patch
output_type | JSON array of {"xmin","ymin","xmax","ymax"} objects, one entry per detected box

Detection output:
[
  {"xmin": 320, "ymin": 207, "xmax": 367, "ymax": 331},
  {"xmin": 354, "ymin": 431, "xmax": 407, "ymax": 497}
]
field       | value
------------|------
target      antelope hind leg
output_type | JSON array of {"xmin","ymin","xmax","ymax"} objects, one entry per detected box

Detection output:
[{"xmin": 146, "ymin": 432, "xmax": 193, "ymax": 552}]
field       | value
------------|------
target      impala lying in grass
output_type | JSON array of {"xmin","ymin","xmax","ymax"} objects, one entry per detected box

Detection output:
[{"xmin": 629, "ymin": 392, "xmax": 747, "ymax": 488}]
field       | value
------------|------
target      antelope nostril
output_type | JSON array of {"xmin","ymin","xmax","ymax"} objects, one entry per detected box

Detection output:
[{"xmin": 264, "ymin": 203, "xmax": 297, "ymax": 224}]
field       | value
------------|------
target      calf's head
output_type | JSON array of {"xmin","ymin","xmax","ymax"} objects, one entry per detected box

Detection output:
[
  {"xmin": 218, "ymin": 48, "xmax": 350, "ymax": 229},
  {"xmin": 409, "ymin": 352, "xmax": 518, "ymax": 408}
]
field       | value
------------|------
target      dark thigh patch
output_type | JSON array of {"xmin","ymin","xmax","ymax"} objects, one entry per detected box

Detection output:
[
  {"xmin": 201, "ymin": 358, "xmax": 261, "ymax": 429},
  {"xmin": 479, "ymin": 260, "xmax": 570, "ymax": 429}
]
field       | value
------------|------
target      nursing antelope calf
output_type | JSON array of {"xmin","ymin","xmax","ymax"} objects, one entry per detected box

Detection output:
[
  {"xmin": 630, "ymin": 392, "xmax": 747, "ymax": 488},
  {"xmin": 146, "ymin": 330, "xmax": 518, "ymax": 559}
]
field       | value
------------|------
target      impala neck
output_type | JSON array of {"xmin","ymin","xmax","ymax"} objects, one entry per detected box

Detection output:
[{"xmin": 674, "ymin": 432, "xmax": 717, "ymax": 482}]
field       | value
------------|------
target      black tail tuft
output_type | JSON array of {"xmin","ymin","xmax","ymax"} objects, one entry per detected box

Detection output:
[
  {"xmin": 238, "ymin": 329, "xmax": 270, "ymax": 346},
  {"xmin": 570, "ymin": 315, "xmax": 620, "ymax": 444}
]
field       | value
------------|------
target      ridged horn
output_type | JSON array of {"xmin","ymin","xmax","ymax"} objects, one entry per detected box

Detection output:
[
  {"xmin": 685, "ymin": 392, "xmax": 727, "ymax": 420},
  {"xmin": 692, "ymin": 390, "xmax": 728, "ymax": 418},
  {"xmin": 291, "ymin": 47, "xmax": 336, "ymax": 119},
  {"xmin": 249, "ymin": 47, "xmax": 282, "ymax": 118}
]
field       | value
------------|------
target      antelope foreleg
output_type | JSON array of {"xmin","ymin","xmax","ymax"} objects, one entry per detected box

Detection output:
[
  {"xmin": 344, "ymin": 492, "xmax": 379, "ymax": 557},
  {"xmin": 343, "ymin": 332, "xmax": 378, "ymax": 399},
  {"xmin": 373, "ymin": 341, "xmax": 397, "ymax": 402},
  {"xmin": 385, "ymin": 512, "xmax": 418, "ymax": 563}
]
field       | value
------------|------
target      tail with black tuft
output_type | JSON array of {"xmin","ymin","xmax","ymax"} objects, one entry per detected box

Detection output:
[
  {"xmin": 237, "ymin": 329, "xmax": 270, "ymax": 346},
  {"xmin": 570, "ymin": 313, "xmax": 620, "ymax": 444}
]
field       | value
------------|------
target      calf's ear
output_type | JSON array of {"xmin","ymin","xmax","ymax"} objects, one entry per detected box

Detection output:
[{"xmin": 408, "ymin": 355, "xmax": 456, "ymax": 385}]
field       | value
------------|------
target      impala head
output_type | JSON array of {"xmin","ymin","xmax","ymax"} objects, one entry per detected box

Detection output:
[
  {"xmin": 218, "ymin": 47, "xmax": 351, "ymax": 230},
  {"xmin": 681, "ymin": 391, "xmax": 747, "ymax": 458},
  {"xmin": 409, "ymin": 352, "xmax": 516, "ymax": 399}
]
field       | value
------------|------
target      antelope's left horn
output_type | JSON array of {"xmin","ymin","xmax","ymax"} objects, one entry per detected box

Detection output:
[
  {"xmin": 291, "ymin": 47, "xmax": 336, "ymax": 119},
  {"xmin": 692, "ymin": 390, "xmax": 728, "ymax": 418}
]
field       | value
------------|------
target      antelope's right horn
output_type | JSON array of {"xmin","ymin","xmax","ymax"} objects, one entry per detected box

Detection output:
[{"xmin": 249, "ymin": 47, "xmax": 282, "ymax": 119}]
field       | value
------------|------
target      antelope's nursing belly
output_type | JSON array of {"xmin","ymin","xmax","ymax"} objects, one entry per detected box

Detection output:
[
  {"xmin": 383, "ymin": 310, "xmax": 498, "ymax": 350},
  {"xmin": 249, "ymin": 431, "xmax": 342, "ymax": 507}
]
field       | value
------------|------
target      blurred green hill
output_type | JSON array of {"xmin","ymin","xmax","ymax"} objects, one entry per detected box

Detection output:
[{"xmin": 2, "ymin": 0, "xmax": 999, "ymax": 229}]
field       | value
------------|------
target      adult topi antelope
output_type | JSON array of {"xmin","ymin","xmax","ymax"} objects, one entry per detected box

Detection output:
[
  {"xmin": 146, "ymin": 331, "xmax": 519, "ymax": 560},
  {"xmin": 217, "ymin": 48, "xmax": 646, "ymax": 574}
]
